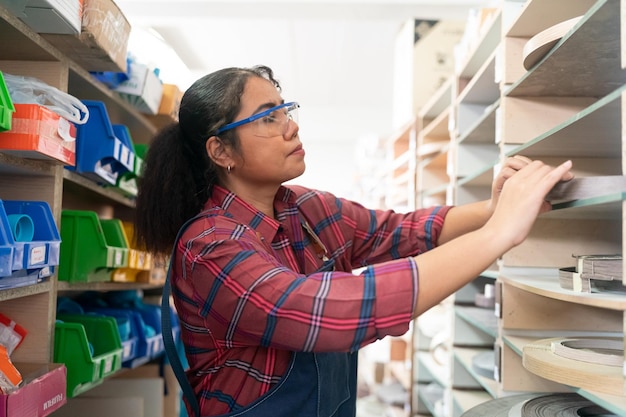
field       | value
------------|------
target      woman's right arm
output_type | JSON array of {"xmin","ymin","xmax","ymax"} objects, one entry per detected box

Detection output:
[{"xmin": 412, "ymin": 159, "xmax": 573, "ymax": 316}]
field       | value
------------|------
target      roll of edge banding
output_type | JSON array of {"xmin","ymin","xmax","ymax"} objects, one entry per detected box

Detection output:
[
  {"xmin": 521, "ymin": 393, "xmax": 616, "ymax": 416},
  {"xmin": 522, "ymin": 16, "xmax": 583, "ymax": 70},
  {"xmin": 461, "ymin": 393, "xmax": 617, "ymax": 417},
  {"xmin": 460, "ymin": 393, "xmax": 538, "ymax": 417},
  {"xmin": 7, "ymin": 213, "xmax": 35, "ymax": 242},
  {"xmin": 522, "ymin": 337, "xmax": 624, "ymax": 396}
]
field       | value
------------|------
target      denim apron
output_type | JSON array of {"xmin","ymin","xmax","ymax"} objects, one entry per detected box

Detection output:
[{"xmin": 217, "ymin": 351, "xmax": 358, "ymax": 417}]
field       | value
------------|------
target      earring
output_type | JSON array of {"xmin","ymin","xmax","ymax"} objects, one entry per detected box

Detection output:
[{"xmin": 227, "ymin": 165, "xmax": 231, "ymax": 174}]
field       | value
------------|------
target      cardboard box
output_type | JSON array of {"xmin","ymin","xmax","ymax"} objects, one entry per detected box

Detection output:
[
  {"xmin": 0, "ymin": 363, "xmax": 67, "ymax": 417},
  {"xmin": 80, "ymin": 378, "xmax": 164, "ymax": 417},
  {"xmin": 0, "ymin": 104, "xmax": 76, "ymax": 165},
  {"xmin": 119, "ymin": 364, "xmax": 180, "ymax": 417},
  {"xmin": 114, "ymin": 62, "xmax": 163, "ymax": 115},
  {"xmin": 43, "ymin": 0, "xmax": 131, "ymax": 72},
  {"xmin": 157, "ymin": 84, "xmax": 182, "ymax": 119},
  {"xmin": 146, "ymin": 83, "xmax": 182, "ymax": 130}
]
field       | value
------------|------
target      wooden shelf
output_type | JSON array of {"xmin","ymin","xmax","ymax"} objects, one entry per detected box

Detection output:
[
  {"xmin": 0, "ymin": 280, "xmax": 53, "ymax": 302},
  {"xmin": 0, "ymin": 0, "xmax": 166, "ymax": 392},
  {"xmin": 505, "ymin": 0, "xmax": 625, "ymax": 97},
  {"xmin": 499, "ymin": 272, "xmax": 626, "ymax": 311},
  {"xmin": 57, "ymin": 281, "xmax": 163, "ymax": 292},
  {"xmin": 502, "ymin": 84, "xmax": 623, "ymax": 155}
]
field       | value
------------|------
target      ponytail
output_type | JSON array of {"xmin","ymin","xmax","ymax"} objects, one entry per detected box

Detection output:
[{"xmin": 134, "ymin": 122, "xmax": 213, "ymax": 255}]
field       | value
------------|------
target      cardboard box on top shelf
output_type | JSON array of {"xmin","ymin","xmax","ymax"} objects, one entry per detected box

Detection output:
[
  {"xmin": 42, "ymin": 0, "xmax": 131, "ymax": 72},
  {"xmin": 114, "ymin": 61, "xmax": 163, "ymax": 115},
  {"xmin": 412, "ymin": 19, "xmax": 465, "ymax": 113},
  {"xmin": 146, "ymin": 83, "xmax": 183, "ymax": 130}
]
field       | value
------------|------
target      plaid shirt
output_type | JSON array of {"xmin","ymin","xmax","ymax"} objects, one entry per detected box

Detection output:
[{"xmin": 172, "ymin": 184, "xmax": 451, "ymax": 415}]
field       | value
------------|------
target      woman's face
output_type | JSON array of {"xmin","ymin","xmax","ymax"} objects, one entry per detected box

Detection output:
[{"xmin": 229, "ymin": 76, "xmax": 305, "ymax": 187}]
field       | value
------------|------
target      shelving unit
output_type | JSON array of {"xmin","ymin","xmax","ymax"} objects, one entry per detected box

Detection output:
[
  {"xmin": 384, "ymin": 119, "xmax": 418, "ymax": 211},
  {"xmin": 402, "ymin": 0, "xmax": 626, "ymax": 415},
  {"xmin": 0, "ymin": 3, "xmax": 170, "ymax": 414}
]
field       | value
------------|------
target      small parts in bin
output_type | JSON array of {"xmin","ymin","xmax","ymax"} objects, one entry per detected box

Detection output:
[{"xmin": 0, "ymin": 313, "xmax": 27, "ymax": 394}]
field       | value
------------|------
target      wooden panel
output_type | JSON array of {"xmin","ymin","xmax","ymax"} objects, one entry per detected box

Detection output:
[
  {"xmin": 502, "ymin": 218, "xmax": 621, "ymax": 268},
  {"xmin": 499, "ymin": 280, "xmax": 623, "ymax": 332},
  {"xmin": 500, "ymin": 96, "xmax": 596, "ymax": 145},
  {"xmin": 1, "ymin": 291, "xmax": 56, "ymax": 363},
  {"xmin": 0, "ymin": 60, "xmax": 68, "ymax": 91},
  {"xmin": 496, "ymin": 340, "xmax": 569, "ymax": 394}
]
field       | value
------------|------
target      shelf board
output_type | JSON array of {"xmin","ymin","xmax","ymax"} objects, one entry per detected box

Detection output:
[
  {"xmin": 416, "ymin": 382, "xmax": 446, "ymax": 417},
  {"xmin": 455, "ymin": 306, "xmax": 498, "ymax": 339},
  {"xmin": 457, "ymin": 100, "xmax": 499, "ymax": 145},
  {"xmin": 541, "ymin": 191, "xmax": 624, "ymax": 220},
  {"xmin": 57, "ymin": 281, "xmax": 163, "ymax": 292},
  {"xmin": 0, "ymin": 280, "xmax": 53, "ymax": 302},
  {"xmin": 503, "ymin": 84, "xmax": 623, "ymax": 158},
  {"xmin": 419, "ymin": 106, "xmax": 451, "ymax": 142},
  {"xmin": 0, "ymin": 151, "xmax": 59, "ymax": 176},
  {"xmin": 63, "ymin": 170, "xmax": 136, "ymax": 208},
  {"xmin": 452, "ymin": 388, "xmax": 494, "ymax": 416},
  {"xmin": 505, "ymin": 0, "xmax": 597, "ymax": 37},
  {"xmin": 502, "ymin": 334, "xmax": 626, "ymax": 415},
  {"xmin": 417, "ymin": 352, "xmax": 450, "ymax": 388},
  {"xmin": 418, "ymin": 77, "xmax": 454, "ymax": 121},
  {"xmin": 457, "ymin": 10, "xmax": 502, "ymax": 80},
  {"xmin": 0, "ymin": 4, "xmax": 63, "ymax": 62},
  {"xmin": 505, "ymin": 0, "xmax": 625, "ymax": 98},
  {"xmin": 456, "ymin": 162, "xmax": 496, "ymax": 187},
  {"xmin": 499, "ymin": 272, "xmax": 626, "ymax": 310},
  {"xmin": 457, "ymin": 50, "xmax": 499, "ymax": 105},
  {"xmin": 453, "ymin": 346, "xmax": 498, "ymax": 396}
]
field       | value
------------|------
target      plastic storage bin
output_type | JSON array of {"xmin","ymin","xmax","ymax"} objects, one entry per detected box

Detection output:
[
  {"xmin": 58, "ymin": 210, "xmax": 128, "ymax": 282},
  {"xmin": 54, "ymin": 313, "xmax": 123, "ymax": 398},
  {"xmin": 110, "ymin": 124, "xmax": 139, "ymax": 197},
  {"xmin": 68, "ymin": 100, "xmax": 134, "ymax": 185},
  {"xmin": 83, "ymin": 306, "xmax": 160, "ymax": 368},
  {"xmin": 111, "ymin": 222, "xmax": 152, "ymax": 283},
  {"xmin": 0, "ymin": 103, "xmax": 76, "ymax": 165},
  {"xmin": 0, "ymin": 200, "xmax": 60, "ymax": 288},
  {"xmin": 0, "ymin": 71, "xmax": 14, "ymax": 131}
]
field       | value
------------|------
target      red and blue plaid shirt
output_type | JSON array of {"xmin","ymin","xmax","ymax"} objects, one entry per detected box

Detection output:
[{"xmin": 172, "ymin": 184, "xmax": 451, "ymax": 415}]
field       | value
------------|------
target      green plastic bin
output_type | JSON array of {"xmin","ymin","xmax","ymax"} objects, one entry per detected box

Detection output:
[
  {"xmin": 0, "ymin": 71, "xmax": 15, "ymax": 131},
  {"xmin": 58, "ymin": 211, "xmax": 129, "ymax": 282},
  {"xmin": 54, "ymin": 313, "xmax": 123, "ymax": 397}
]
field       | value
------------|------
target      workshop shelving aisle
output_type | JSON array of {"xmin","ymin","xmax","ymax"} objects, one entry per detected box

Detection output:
[{"xmin": 0, "ymin": 2, "xmax": 175, "ymax": 415}]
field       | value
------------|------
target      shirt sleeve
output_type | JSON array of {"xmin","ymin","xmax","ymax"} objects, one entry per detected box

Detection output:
[
  {"xmin": 175, "ymin": 214, "xmax": 430, "ymax": 354},
  {"xmin": 304, "ymin": 190, "xmax": 453, "ymax": 267}
]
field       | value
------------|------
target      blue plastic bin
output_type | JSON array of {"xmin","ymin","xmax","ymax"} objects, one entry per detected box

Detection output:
[
  {"xmin": 68, "ymin": 100, "xmax": 135, "ymax": 185},
  {"xmin": 0, "ymin": 200, "xmax": 60, "ymax": 287}
]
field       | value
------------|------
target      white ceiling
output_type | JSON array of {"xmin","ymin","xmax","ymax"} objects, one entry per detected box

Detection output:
[{"xmin": 115, "ymin": 0, "xmax": 489, "ymax": 198}]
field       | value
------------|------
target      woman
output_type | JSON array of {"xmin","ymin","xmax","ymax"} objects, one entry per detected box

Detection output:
[{"xmin": 134, "ymin": 65, "xmax": 573, "ymax": 417}]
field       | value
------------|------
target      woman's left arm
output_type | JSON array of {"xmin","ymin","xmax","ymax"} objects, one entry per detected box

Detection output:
[{"xmin": 437, "ymin": 156, "xmax": 574, "ymax": 245}]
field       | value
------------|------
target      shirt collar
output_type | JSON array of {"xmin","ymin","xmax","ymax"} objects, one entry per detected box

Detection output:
[{"xmin": 205, "ymin": 185, "xmax": 298, "ymax": 242}]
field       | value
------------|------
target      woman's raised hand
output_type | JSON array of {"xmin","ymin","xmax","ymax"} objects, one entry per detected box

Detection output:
[{"xmin": 486, "ymin": 158, "xmax": 573, "ymax": 249}]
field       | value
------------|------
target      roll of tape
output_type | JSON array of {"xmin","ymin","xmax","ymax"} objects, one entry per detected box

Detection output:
[
  {"xmin": 521, "ymin": 393, "xmax": 616, "ymax": 416},
  {"xmin": 7, "ymin": 214, "xmax": 35, "ymax": 242},
  {"xmin": 460, "ymin": 393, "xmax": 537, "ymax": 417},
  {"xmin": 461, "ymin": 393, "xmax": 616, "ymax": 417}
]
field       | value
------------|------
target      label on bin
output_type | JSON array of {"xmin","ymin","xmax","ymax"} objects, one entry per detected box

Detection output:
[
  {"xmin": 104, "ymin": 356, "xmax": 114, "ymax": 374},
  {"xmin": 114, "ymin": 250, "xmax": 123, "ymax": 266},
  {"xmin": 29, "ymin": 245, "xmax": 46, "ymax": 265}
]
